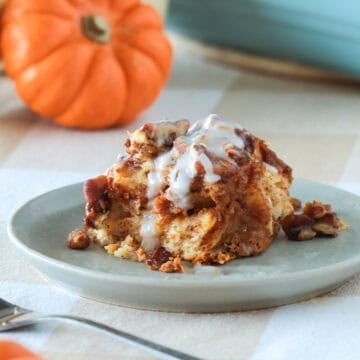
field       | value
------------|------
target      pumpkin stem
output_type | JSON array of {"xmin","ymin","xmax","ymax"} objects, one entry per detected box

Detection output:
[{"xmin": 81, "ymin": 15, "xmax": 111, "ymax": 44}]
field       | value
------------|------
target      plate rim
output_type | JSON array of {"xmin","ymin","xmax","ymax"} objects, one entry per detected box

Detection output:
[{"xmin": 7, "ymin": 178, "xmax": 360, "ymax": 288}]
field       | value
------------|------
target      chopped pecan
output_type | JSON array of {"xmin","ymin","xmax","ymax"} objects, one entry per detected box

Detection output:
[
  {"xmin": 84, "ymin": 175, "xmax": 110, "ymax": 213},
  {"xmin": 225, "ymin": 145, "xmax": 251, "ymax": 167},
  {"xmin": 143, "ymin": 123, "xmax": 179, "ymax": 148},
  {"xmin": 126, "ymin": 120, "xmax": 190, "ymax": 157},
  {"xmin": 303, "ymin": 200, "xmax": 332, "ymax": 219},
  {"xmin": 290, "ymin": 197, "xmax": 302, "ymax": 212},
  {"xmin": 146, "ymin": 247, "xmax": 172, "ymax": 270},
  {"xmin": 68, "ymin": 229, "xmax": 90, "ymax": 250},
  {"xmin": 259, "ymin": 140, "xmax": 292, "ymax": 178},
  {"xmin": 149, "ymin": 119, "xmax": 189, "ymax": 146},
  {"xmin": 312, "ymin": 213, "xmax": 341, "ymax": 236},
  {"xmin": 211, "ymin": 157, "xmax": 238, "ymax": 178},
  {"xmin": 281, "ymin": 214, "xmax": 316, "ymax": 241},
  {"xmin": 282, "ymin": 199, "xmax": 345, "ymax": 241},
  {"xmin": 234, "ymin": 128, "xmax": 255, "ymax": 153}
]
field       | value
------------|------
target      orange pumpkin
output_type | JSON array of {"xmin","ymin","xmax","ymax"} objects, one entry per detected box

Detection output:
[
  {"xmin": 2, "ymin": 0, "xmax": 172, "ymax": 129},
  {"xmin": 0, "ymin": 1, "xmax": 6, "ymax": 58},
  {"xmin": 0, "ymin": 13, "xmax": 2, "ymax": 59},
  {"xmin": 0, "ymin": 340, "xmax": 41, "ymax": 360}
]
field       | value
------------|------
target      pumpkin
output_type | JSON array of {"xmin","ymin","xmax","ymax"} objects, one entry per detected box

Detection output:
[
  {"xmin": 0, "ymin": 0, "xmax": 7, "ymax": 58},
  {"xmin": 0, "ymin": 26, "xmax": 1, "ymax": 60},
  {"xmin": 0, "ymin": 340, "xmax": 41, "ymax": 360},
  {"xmin": 2, "ymin": 0, "xmax": 172, "ymax": 129}
]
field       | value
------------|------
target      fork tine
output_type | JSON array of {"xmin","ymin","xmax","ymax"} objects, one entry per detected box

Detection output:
[
  {"xmin": 0, "ymin": 297, "xmax": 16, "ymax": 309},
  {"xmin": 0, "ymin": 298, "xmax": 17, "ymax": 319},
  {"xmin": 0, "ymin": 297, "xmax": 29, "ymax": 323}
]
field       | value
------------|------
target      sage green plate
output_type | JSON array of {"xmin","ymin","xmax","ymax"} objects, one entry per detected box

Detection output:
[{"xmin": 7, "ymin": 179, "xmax": 360, "ymax": 312}]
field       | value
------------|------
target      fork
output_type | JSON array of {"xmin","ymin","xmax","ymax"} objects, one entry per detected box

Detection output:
[{"xmin": 0, "ymin": 297, "xmax": 202, "ymax": 360}]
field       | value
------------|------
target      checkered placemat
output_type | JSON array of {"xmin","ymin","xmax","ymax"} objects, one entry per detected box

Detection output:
[{"xmin": 1, "ymin": 46, "xmax": 360, "ymax": 360}]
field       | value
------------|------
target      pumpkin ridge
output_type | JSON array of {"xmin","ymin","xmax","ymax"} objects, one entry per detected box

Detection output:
[
  {"xmin": 121, "ymin": 4, "xmax": 162, "ymax": 29},
  {"xmin": 2, "ymin": 0, "xmax": 76, "ymax": 22},
  {"xmin": 112, "ymin": 23, "xmax": 160, "ymax": 33},
  {"xmin": 121, "ymin": 41, "xmax": 167, "ymax": 79},
  {"xmin": 10, "ymin": 37, "xmax": 85, "ymax": 81},
  {"xmin": 54, "ymin": 47, "xmax": 125, "ymax": 127},
  {"xmin": 110, "ymin": 47, "xmax": 130, "ymax": 117},
  {"xmin": 2, "ymin": 11, "xmax": 74, "ymax": 27},
  {"xmin": 52, "ymin": 47, "xmax": 101, "ymax": 119},
  {"xmin": 62, "ymin": 0, "xmax": 104, "ymax": 11},
  {"xmin": 111, "ymin": 43, "xmax": 163, "ymax": 122},
  {"xmin": 17, "ymin": 42, "xmax": 98, "ymax": 113},
  {"xmin": 56, "ymin": 49, "xmax": 127, "ymax": 129},
  {"xmin": 113, "ymin": 23, "xmax": 162, "ymax": 35},
  {"xmin": 110, "ymin": 2, "xmax": 140, "ymax": 24}
]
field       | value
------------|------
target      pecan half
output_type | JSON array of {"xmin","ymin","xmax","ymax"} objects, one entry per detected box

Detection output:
[
  {"xmin": 68, "ymin": 229, "xmax": 90, "ymax": 250},
  {"xmin": 281, "ymin": 214, "xmax": 316, "ymax": 241}
]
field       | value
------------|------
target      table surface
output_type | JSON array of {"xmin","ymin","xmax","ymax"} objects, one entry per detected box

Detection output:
[{"xmin": 1, "ymin": 47, "xmax": 360, "ymax": 360}]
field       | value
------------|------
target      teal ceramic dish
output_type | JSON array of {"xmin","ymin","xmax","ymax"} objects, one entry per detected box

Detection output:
[{"xmin": 167, "ymin": 0, "xmax": 360, "ymax": 77}]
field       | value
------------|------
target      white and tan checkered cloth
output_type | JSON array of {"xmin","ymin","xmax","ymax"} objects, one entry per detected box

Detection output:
[{"xmin": 1, "ymin": 46, "xmax": 360, "ymax": 360}]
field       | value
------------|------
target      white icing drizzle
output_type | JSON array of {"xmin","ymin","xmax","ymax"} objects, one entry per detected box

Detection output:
[
  {"xmin": 140, "ymin": 213, "xmax": 159, "ymax": 252},
  {"xmin": 165, "ymin": 145, "xmax": 198, "ymax": 208},
  {"xmin": 141, "ymin": 153, "xmax": 173, "ymax": 252},
  {"xmin": 147, "ymin": 151, "xmax": 173, "ymax": 200},
  {"xmin": 141, "ymin": 114, "xmax": 246, "ymax": 251},
  {"xmin": 185, "ymin": 115, "xmax": 245, "ymax": 160}
]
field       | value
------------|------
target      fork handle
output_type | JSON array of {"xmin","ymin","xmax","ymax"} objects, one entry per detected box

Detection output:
[{"xmin": 16, "ymin": 314, "xmax": 203, "ymax": 360}]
